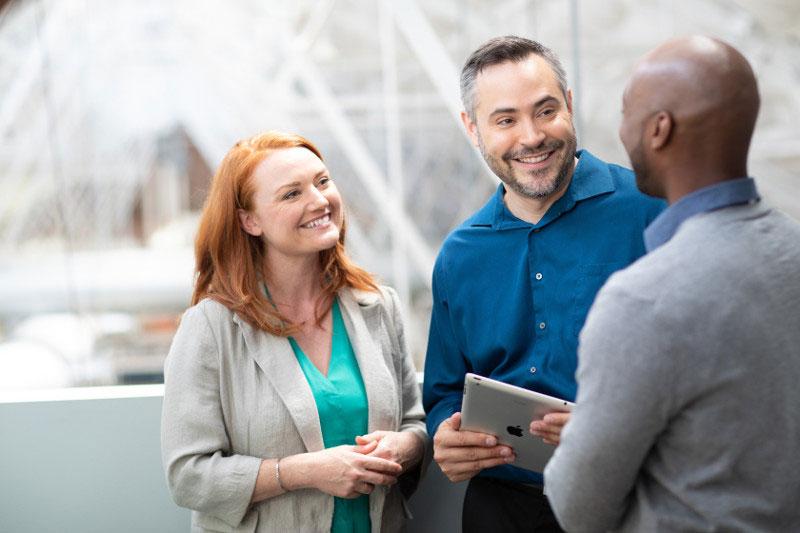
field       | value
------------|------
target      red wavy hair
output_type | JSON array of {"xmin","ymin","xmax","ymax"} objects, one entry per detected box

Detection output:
[{"xmin": 192, "ymin": 131, "xmax": 378, "ymax": 335}]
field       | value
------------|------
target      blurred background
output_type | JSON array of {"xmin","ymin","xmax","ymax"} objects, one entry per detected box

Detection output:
[{"xmin": 1, "ymin": 0, "xmax": 798, "ymax": 390}]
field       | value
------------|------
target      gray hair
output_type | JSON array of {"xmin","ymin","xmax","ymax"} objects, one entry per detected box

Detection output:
[{"xmin": 460, "ymin": 36, "xmax": 569, "ymax": 122}]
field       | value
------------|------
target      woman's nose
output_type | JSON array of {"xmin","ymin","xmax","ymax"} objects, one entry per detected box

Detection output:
[{"xmin": 308, "ymin": 186, "xmax": 329, "ymax": 209}]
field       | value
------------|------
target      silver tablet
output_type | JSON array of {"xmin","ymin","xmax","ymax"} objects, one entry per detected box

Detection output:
[{"xmin": 460, "ymin": 373, "xmax": 574, "ymax": 474}]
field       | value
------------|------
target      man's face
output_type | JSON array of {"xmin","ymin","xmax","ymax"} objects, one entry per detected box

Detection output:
[
  {"xmin": 464, "ymin": 55, "xmax": 577, "ymax": 201},
  {"xmin": 619, "ymin": 80, "xmax": 661, "ymax": 197}
]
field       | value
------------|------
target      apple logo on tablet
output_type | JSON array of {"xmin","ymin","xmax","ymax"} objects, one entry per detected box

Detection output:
[{"xmin": 506, "ymin": 425, "xmax": 523, "ymax": 437}]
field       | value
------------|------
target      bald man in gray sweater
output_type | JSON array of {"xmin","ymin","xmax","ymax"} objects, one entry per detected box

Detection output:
[{"xmin": 542, "ymin": 36, "xmax": 800, "ymax": 532}]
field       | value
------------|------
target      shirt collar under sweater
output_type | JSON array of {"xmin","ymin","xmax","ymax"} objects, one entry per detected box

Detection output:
[{"xmin": 644, "ymin": 177, "xmax": 760, "ymax": 252}]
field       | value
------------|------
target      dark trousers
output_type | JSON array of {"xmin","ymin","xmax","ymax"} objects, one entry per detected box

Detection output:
[{"xmin": 462, "ymin": 477, "xmax": 564, "ymax": 533}]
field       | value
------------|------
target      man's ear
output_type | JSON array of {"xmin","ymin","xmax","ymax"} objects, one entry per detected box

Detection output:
[
  {"xmin": 461, "ymin": 110, "xmax": 480, "ymax": 148},
  {"xmin": 649, "ymin": 111, "xmax": 673, "ymax": 150},
  {"xmin": 567, "ymin": 89, "xmax": 573, "ymax": 116},
  {"xmin": 237, "ymin": 209, "xmax": 262, "ymax": 237}
]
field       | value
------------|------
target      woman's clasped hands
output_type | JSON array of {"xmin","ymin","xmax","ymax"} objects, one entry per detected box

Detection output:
[
  {"xmin": 296, "ymin": 439, "xmax": 401, "ymax": 499},
  {"xmin": 292, "ymin": 430, "xmax": 422, "ymax": 499}
]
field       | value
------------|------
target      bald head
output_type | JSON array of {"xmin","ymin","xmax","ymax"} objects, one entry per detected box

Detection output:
[{"xmin": 620, "ymin": 36, "xmax": 760, "ymax": 202}]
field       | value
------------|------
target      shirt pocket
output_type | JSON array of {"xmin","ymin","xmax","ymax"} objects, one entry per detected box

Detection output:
[{"xmin": 570, "ymin": 262, "xmax": 628, "ymax": 339}]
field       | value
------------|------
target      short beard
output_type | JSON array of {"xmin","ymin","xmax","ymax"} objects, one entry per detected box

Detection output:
[
  {"xmin": 628, "ymin": 140, "xmax": 662, "ymax": 198},
  {"xmin": 477, "ymin": 127, "xmax": 577, "ymax": 199}
]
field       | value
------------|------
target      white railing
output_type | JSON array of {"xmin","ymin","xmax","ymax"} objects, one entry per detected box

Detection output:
[{"xmin": 0, "ymin": 384, "xmax": 463, "ymax": 533}]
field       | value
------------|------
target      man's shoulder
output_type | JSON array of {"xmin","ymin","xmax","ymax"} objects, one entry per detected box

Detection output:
[
  {"xmin": 437, "ymin": 194, "xmax": 498, "ymax": 254},
  {"xmin": 600, "ymin": 204, "xmax": 777, "ymax": 298},
  {"xmin": 595, "ymin": 203, "xmax": 800, "ymax": 339},
  {"xmin": 459, "ymin": 185, "xmax": 500, "ymax": 227},
  {"xmin": 677, "ymin": 202, "xmax": 800, "ymax": 266}
]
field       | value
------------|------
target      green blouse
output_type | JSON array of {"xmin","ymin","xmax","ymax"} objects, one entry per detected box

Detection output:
[{"xmin": 289, "ymin": 299, "xmax": 370, "ymax": 533}]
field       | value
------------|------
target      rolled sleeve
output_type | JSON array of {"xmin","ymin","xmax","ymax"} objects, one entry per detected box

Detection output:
[{"xmin": 161, "ymin": 305, "xmax": 262, "ymax": 528}]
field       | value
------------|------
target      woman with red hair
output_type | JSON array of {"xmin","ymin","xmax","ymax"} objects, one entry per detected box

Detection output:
[{"xmin": 161, "ymin": 131, "xmax": 428, "ymax": 532}]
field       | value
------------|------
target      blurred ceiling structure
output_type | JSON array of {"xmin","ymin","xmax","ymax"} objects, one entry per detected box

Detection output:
[{"xmin": 0, "ymin": 0, "xmax": 798, "ymax": 363}]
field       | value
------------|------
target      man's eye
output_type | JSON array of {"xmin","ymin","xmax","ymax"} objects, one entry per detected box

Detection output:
[
  {"xmin": 498, "ymin": 118, "xmax": 513, "ymax": 126},
  {"xmin": 540, "ymin": 108, "xmax": 555, "ymax": 117}
]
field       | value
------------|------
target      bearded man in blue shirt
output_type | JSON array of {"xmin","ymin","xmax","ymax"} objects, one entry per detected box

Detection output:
[{"xmin": 422, "ymin": 36, "xmax": 664, "ymax": 531}]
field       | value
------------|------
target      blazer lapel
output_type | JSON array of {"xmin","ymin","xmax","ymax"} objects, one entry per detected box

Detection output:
[
  {"xmin": 338, "ymin": 287, "xmax": 398, "ymax": 433},
  {"xmin": 232, "ymin": 313, "xmax": 325, "ymax": 452}
]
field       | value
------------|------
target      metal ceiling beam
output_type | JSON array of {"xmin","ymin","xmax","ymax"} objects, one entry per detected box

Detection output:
[
  {"xmin": 0, "ymin": 0, "xmax": 69, "ymax": 138},
  {"xmin": 387, "ymin": 0, "xmax": 498, "ymax": 187},
  {"xmin": 285, "ymin": 42, "xmax": 437, "ymax": 281},
  {"xmin": 379, "ymin": 0, "xmax": 410, "ymax": 305}
]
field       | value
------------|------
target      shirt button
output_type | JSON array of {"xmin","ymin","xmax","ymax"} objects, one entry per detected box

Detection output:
[
  {"xmin": 535, "ymin": 272, "xmax": 543, "ymax": 280},
  {"xmin": 529, "ymin": 366, "xmax": 537, "ymax": 374},
  {"xmin": 539, "ymin": 322, "xmax": 546, "ymax": 329}
]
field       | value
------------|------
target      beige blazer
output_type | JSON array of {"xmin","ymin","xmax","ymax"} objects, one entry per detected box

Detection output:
[{"xmin": 161, "ymin": 286, "xmax": 430, "ymax": 533}]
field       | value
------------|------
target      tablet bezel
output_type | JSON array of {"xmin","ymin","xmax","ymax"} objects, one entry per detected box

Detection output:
[{"xmin": 460, "ymin": 372, "xmax": 574, "ymax": 474}]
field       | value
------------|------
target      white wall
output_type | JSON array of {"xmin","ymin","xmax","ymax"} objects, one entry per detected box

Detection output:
[
  {"xmin": 0, "ymin": 386, "xmax": 465, "ymax": 532},
  {"xmin": 0, "ymin": 388, "xmax": 189, "ymax": 532}
]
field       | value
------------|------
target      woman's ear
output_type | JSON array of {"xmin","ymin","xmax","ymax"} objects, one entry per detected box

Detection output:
[{"xmin": 237, "ymin": 209, "xmax": 262, "ymax": 237}]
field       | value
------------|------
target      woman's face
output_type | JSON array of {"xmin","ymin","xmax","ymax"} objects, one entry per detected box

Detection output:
[{"xmin": 238, "ymin": 147, "xmax": 342, "ymax": 263}]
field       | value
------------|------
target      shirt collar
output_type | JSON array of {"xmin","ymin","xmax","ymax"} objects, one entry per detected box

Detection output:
[
  {"xmin": 643, "ymin": 177, "xmax": 760, "ymax": 252},
  {"xmin": 472, "ymin": 150, "xmax": 615, "ymax": 230}
]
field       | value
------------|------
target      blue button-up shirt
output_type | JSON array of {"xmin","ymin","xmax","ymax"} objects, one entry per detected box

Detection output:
[
  {"xmin": 644, "ymin": 177, "xmax": 760, "ymax": 252},
  {"xmin": 423, "ymin": 150, "xmax": 665, "ymax": 484}
]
